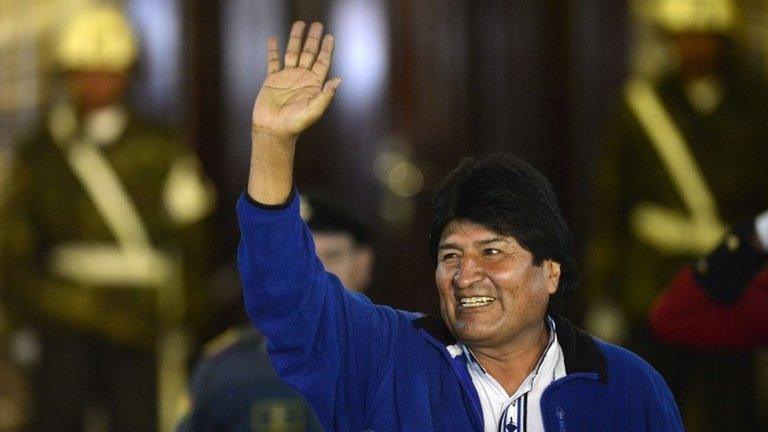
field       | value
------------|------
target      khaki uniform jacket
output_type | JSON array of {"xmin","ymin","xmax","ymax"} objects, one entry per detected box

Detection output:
[
  {"xmin": 588, "ymin": 70, "xmax": 768, "ymax": 325},
  {"xmin": 0, "ymin": 107, "xmax": 215, "ymax": 349}
]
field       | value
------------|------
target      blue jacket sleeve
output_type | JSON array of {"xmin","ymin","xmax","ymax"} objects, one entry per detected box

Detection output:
[
  {"xmin": 236, "ymin": 192, "xmax": 397, "ymax": 430},
  {"xmin": 609, "ymin": 344, "xmax": 684, "ymax": 431}
]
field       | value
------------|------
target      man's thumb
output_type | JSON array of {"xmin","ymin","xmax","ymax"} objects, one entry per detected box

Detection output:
[{"xmin": 323, "ymin": 77, "xmax": 342, "ymax": 94}]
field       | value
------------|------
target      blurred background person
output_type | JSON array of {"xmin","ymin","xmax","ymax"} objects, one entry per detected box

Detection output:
[
  {"xmin": 651, "ymin": 209, "xmax": 768, "ymax": 349},
  {"xmin": 0, "ymin": 4, "xmax": 216, "ymax": 432},
  {"xmin": 586, "ymin": 0, "xmax": 768, "ymax": 430},
  {"xmin": 176, "ymin": 192, "xmax": 374, "ymax": 432}
]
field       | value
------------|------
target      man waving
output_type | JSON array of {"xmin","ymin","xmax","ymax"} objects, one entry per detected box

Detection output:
[{"xmin": 237, "ymin": 21, "xmax": 683, "ymax": 431}]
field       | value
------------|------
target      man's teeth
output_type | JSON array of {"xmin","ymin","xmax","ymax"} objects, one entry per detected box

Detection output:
[{"xmin": 459, "ymin": 297, "xmax": 495, "ymax": 308}]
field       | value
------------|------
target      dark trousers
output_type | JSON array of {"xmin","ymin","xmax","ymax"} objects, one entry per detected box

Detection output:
[{"xmin": 30, "ymin": 328, "xmax": 156, "ymax": 432}]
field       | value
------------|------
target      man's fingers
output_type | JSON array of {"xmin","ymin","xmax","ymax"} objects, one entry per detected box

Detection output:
[
  {"xmin": 266, "ymin": 37, "xmax": 280, "ymax": 74},
  {"xmin": 310, "ymin": 77, "xmax": 342, "ymax": 116},
  {"xmin": 311, "ymin": 34, "xmax": 334, "ymax": 80},
  {"xmin": 298, "ymin": 22, "xmax": 324, "ymax": 69},
  {"xmin": 284, "ymin": 21, "xmax": 306, "ymax": 68}
]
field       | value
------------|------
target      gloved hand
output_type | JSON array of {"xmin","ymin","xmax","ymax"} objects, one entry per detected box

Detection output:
[{"xmin": 754, "ymin": 209, "xmax": 768, "ymax": 253}]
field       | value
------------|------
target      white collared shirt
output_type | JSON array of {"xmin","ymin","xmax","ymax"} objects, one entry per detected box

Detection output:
[{"xmin": 462, "ymin": 316, "xmax": 566, "ymax": 432}]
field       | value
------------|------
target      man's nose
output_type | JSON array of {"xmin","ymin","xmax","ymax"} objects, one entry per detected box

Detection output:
[{"xmin": 454, "ymin": 255, "xmax": 483, "ymax": 289}]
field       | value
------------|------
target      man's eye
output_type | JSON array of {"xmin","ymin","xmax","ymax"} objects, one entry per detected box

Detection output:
[
  {"xmin": 483, "ymin": 248, "xmax": 501, "ymax": 256},
  {"xmin": 441, "ymin": 252, "xmax": 459, "ymax": 261}
]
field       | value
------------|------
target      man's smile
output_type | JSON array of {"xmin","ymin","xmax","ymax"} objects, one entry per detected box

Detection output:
[{"xmin": 458, "ymin": 296, "xmax": 496, "ymax": 308}]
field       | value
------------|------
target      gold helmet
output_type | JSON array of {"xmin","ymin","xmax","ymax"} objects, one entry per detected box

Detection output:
[
  {"xmin": 653, "ymin": 0, "xmax": 737, "ymax": 34},
  {"xmin": 55, "ymin": 6, "xmax": 138, "ymax": 72}
]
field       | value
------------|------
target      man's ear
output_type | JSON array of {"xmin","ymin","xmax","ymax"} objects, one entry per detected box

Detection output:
[
  {"xmin": 352, "ymin": 245, "xmax": 374, "ymax": 292},
  {"xmin": 545, "ymin": 260, "xmax": 561, "ymax": 295}
]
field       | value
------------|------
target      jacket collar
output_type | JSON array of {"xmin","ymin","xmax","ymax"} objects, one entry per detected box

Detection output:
[
  {"xmin": 412, "ymin": 314, "xmax": 608, "ymax": 383},
  {"xmin": 551, "ymin": 314, "xmax": 608, "ymax": 382}
]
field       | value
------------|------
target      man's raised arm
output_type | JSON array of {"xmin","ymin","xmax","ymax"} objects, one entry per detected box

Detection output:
[
  {"xmin": 248, "ymin": 21, "xmax": 341, "ymax": 204},
  {"xmin": 239, "ymin": 24, "xmax": 392, "ymax": 429}
]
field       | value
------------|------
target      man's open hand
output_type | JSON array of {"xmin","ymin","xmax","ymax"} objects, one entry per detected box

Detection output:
[{"xmin": 252, "ymin": 21, "xmax": 340, "ymax": 140}]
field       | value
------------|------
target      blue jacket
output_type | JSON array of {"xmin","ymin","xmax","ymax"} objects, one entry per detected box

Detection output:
[{"xmin": 237, "ymin": 192, "xmax": 683, "ymax": 431}]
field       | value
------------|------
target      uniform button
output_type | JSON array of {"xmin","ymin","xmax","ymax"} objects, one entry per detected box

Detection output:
[
  {"xmin": 696, "ymin": 258, "xmax": 708, "ymax": 273},
  {"xmin": 726, "ymin": 235, "xmax": 740, "ymax": 251}
]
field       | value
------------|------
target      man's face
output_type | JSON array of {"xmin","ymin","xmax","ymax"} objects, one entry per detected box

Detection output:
[
  {"xmin": 671, "ymin": 33, "xmax": 726, "ymax": 78},
  {"xmin": 435, "ymin": 219, "xmax": 560, "ymax": 349},
  {"xmin": 65, "ymin": 71, "xmax": 128, "ymax": 112},
  {"xmin": 313, "ymin": 231, "xmax": 372, "ymax": 293}
]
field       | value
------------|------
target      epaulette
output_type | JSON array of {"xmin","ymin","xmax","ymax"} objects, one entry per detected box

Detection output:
[{"xmin": 202, "ymin": 327, "xmax": 245, "ymax": 359}]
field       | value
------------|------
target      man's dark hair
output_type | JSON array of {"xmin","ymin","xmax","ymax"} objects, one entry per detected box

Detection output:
[
  {"xmin": 302, "ymin": 191, "xmax": 372, "ymax": 246},
  {"xmin": 428, "ymin": 154, "xmax": 578, "ymax": 311}
]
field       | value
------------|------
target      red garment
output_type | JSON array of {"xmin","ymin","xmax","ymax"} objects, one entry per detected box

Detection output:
[{"xmin": 650, "ymin": 268, "xmax": 768, "ymax": 350}]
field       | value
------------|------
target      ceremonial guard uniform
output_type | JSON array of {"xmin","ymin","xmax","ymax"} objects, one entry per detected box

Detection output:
[
  {"xmin": 590, "ymin": 62, "xmax": 768, "ymax": 325},
  {"xmin": 0, "ymin": 7, "xmax": 215, "ymax": 432},
  {"xmin": 587, "ymin": 0, "xmax": 768, "ymax": 430}
]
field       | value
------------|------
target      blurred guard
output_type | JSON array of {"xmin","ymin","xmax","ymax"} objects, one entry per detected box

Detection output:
[
  {"xmin": 175, "ymin": 193, "xmax": 373, "ymax": 432},
  {"xmin": 0, "ymin": 6, "xmax": 215, "ymax": 432},
  {"xmin": 588, "ymin": 0, "xmax": 768, "ymax": 430}
]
